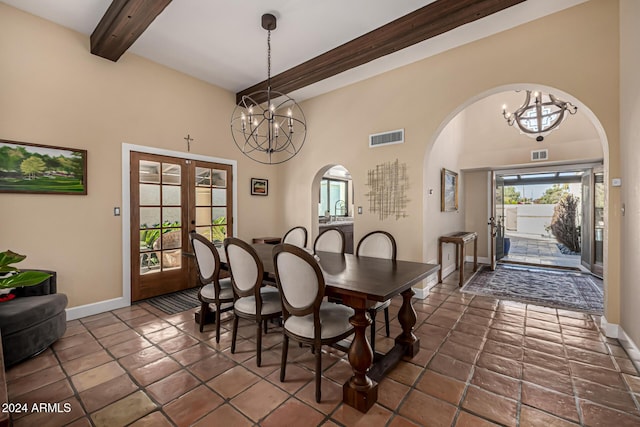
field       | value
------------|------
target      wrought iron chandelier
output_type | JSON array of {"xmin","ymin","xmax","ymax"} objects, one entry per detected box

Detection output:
[
  {"xmin": 230, "ymin": 13, "xmax": 307, "ymax": 164},
  {"xmin": 502, "ymin": 90, "xmax": 577, "ymax": 142}
]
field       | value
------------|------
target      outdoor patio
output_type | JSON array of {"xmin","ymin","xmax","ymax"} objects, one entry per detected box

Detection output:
[{"xmin": 502, "ymin": 233, "xmax": 582, "ymax": 270}]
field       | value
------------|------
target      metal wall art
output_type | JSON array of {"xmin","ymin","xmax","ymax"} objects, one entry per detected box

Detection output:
[{"xmin": 365, "ymin": 159, "xmax": 409, "ymax": 220}]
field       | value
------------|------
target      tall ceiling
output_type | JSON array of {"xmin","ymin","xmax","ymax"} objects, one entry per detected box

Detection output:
[{"xmin": 2, "ymin": 0, "xmax": 587, "ymax": 101}]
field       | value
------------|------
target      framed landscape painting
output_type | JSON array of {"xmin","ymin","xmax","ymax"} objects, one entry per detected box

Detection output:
[
  {"xmin": 0, "ymin": 139, "xmax": 87, "ymax": 195},
  {"xmin": 250, "ymin": 178, "xmax": 268, "ymax": 196},
  {"xmin": 441, "ymin": 168, "xmax": 458, "ymax": 212}
]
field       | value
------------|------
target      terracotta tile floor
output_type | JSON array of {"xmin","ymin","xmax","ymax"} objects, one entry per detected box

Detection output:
[{"xmin": 5, "ymin": 269, "xmax": 640, "ymax": 426}]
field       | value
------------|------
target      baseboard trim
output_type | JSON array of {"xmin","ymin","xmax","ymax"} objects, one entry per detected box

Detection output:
[
  {"xmin": 466, "ymin": 256, "xmax": 490, "ymax": 265},
  {"xmin": 413, "ymin": 273, "xmax": 440, "ymax": 299},
  {"xmin": 601, "ymin": 317, "xmax": 640, "ymax": 373},
  {"xmin": 66, "ymin": 297, "xmax": 130, "ymax": 321}
]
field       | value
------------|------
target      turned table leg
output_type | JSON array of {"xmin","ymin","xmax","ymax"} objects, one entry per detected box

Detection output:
[
  {"xmin": 395, "ymin": 288, "xmax": 421, "ymax": 357},
  {"xmin": 344, "ymin": 307, "xmax": 377, "ymax": 412}
]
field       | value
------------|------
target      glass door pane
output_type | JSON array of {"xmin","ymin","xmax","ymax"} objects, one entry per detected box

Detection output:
[
  {"xmin": 194, "ymin": 163, "xmax": 232, "ymax": 245},
  {"xmin": 138, "ymin": 161, "xmax": 183, "ymax": 275}
]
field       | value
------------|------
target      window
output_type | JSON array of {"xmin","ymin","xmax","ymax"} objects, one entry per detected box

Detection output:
[{"xmin": 319, "ymin": 178, "xmax": 348, "ymax": 217}]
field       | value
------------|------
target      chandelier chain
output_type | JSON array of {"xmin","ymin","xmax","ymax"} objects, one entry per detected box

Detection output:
[{"xmin": 267, "ymin": 29, "xmax": 271, "ymax": 89}]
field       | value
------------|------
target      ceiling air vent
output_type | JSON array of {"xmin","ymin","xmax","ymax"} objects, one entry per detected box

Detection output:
[
  {"xmin": 369, "ymin": 129, "xmax": 404, "ymax": 148},
  {"xmin": 531, "ymin": 149, "xmax": 548, "ymax": 161}
]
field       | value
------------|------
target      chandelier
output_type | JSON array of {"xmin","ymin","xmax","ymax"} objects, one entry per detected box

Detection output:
[
  {"xmin": 230, "ymin": 13, "xmax": 307, "ymax": 165},
  {"xmin": 502, "ymin": 90, "xmax": 577, "ymax": 142}
]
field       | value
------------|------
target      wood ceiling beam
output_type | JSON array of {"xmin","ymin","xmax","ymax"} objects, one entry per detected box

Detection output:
[
  {"xmin": 236, "ymin": 0, "xmax": 525, "ymax": 105},
  {"xmin": 90, "ymin": 0, "xmax": 172, "ymax": 62}
]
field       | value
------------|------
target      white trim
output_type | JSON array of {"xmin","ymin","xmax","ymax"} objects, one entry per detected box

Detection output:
[
  {"xmin": 601, "ymin": 317, "xmax": 640, "ymax": 373},
  {"xmin": 600, "ymin": 316, "xmax": 620, "ymax": 338},
  {"xmin": 118, "ymin": 143, "xmax": 238, "ymax": 313},
  {"xmin": 412, "ymin": 274, "xmax": 439, "ymax": 299},
  {"xmin": 66, "ymin": 297, "xmax": 129, "ymax": 321},
  {"xmin": 618, "ymin": 327, "xmax": 640, "ymax": 373}
]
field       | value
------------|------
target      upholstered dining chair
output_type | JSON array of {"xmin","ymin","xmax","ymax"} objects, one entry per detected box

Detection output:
[
  {"xmin": 224, "ymin": 237, "xmax": 282, "ymax": 367},
  {"xmin": 313, "ymin": 227, "xmax": 345, "ymax": 254},
  {"xmin": 189, "ymin": 231, "xmax": 234, "ymax": 342},
  {"xmin": 356, "ymin": 230, "xmax": 397, "ymax": 352},
  {"xmin": 273, "ymin": 243, "xmax": 354, "ymax": 403},
  {"xmin": 282, "ymin": 226, "xmax": 308, "ymax": 248}
]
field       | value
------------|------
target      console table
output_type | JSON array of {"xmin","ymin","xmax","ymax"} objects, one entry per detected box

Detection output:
[
  {"xmin": 438, "ymin": 231, "xmax": 478, "ymax": 287},
  {"xmin": 251, "ymin": 237, "xmax": 282, "ymax": 245}
]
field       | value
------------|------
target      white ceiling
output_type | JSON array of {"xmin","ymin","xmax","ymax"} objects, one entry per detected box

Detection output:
[{"xmin": 2, "ymin": 0, "xmax": 588, "ymax": 101}]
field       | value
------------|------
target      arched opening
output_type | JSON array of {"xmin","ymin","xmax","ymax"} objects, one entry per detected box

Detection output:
[
  {"xmin": 423, "ymin": 84, "xmax": 609, "ymax": 315},
  {"xmin": 311, "ymin": 164, "xmax": 355, "ymax": 253}
]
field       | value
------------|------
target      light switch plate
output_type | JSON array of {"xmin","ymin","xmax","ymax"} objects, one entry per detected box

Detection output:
[
  {"xmin": 114, "ymin": 207, "xmax": 121, "ymax": 216},
  {"xmin": 612, "ymin": 178, "xmax": 622, "ymax": 187},
  {"xmin": 357, "ymin": 206, "xmax": 363, "ymax": 215}
]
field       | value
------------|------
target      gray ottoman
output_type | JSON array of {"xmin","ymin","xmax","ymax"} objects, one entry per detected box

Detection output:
[{"xmin": 0, "ymin": 271, "xmax": 67, "ymax": 367}]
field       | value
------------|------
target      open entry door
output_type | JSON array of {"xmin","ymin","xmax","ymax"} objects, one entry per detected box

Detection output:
[
  {"xmin": 489, "ymin": 172, "xmax": 506, "ymax": 270},
  {"xmin": 581, "ymin": 167, "xmax": 604, "ymax": 277}
]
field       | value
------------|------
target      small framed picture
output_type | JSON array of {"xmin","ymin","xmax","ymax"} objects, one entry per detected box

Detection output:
[
  {"xmin": 251, "ymin": 178, "xmax": 268, "ymax": 196},
  {"xmin": 441, "ymin": 168, "xmax": 458, "ymax": 212}
]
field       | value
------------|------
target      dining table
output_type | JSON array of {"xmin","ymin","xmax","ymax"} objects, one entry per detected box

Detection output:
[{"xmin": 219, "ymin": 243, "xmax": 439, "ymax": 412}]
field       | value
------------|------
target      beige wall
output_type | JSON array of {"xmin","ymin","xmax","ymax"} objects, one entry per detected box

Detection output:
[
  {"xmin": 619, "ymin": 0, "xmax": 640, "ymax": 353},
  {"xmin": 0, "ymin": 4, "xmax": 284, "ymax": 307},
  {"xmin": 281, "ymin": 1, "xmax": 621, "ymax": 316},
  {"xmin": 424, "ymin": 112, "xmax": 465, "ymax": 271}
]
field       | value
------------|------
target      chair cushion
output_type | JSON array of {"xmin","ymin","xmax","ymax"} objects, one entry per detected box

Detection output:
[
  {"xmin": 371, "ymin": 299, "xmax": 391, "ymax": 311},
  {"xmin": 199, "ymin": 278, "xmax": 233, "ymax": 300},
  {"xmin": 284, "ymin": 301, "xmax": 354, "ymax": 339},
  {"xmin": 234, "ymin": 287, "xmax": 281, "ymax": 315}
]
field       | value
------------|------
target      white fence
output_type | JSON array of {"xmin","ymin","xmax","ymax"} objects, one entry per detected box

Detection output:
[{"xmin": 503, "ymin": 204, "xmax": 555, "ymax": 237}]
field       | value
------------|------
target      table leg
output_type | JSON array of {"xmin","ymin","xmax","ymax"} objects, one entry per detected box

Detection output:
[
  {"xmin": 437, "ymin": 240, "xmax": 443, "ymax": 283},
  {"xmin": 395, "ymin": 288, "xmax": 421, "ymax": 357},
  {"xmin": 459, "ymin": 243, "xmax": 466, "ymax": 287},
  {"xmin": 455, "ymin": 243, "xmax": 459, "ymax": 271},
  {"xmin": 473, "ymin": 237, "xmax": 478, "ymax": 272},
  {"xmin": 344, "ymin": 307, "xmax": 377, "ymax": 412}
]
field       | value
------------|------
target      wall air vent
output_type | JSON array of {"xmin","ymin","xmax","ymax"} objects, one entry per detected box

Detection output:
[
  {"xmin": 531, "ymin": 149, "xmax": 548, "ymax": 161},
  {"xmin": 369, "ymin": 129, "xmax": 404, "ymax": 148}
]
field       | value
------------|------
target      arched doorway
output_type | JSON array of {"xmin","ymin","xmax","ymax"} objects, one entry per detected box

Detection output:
[
  {"xmin": 311, "ymin": 164, "xmax": 355, "ymax": 253},
  {"xmin": 423, "ymin": 84, "xmax": 609, "ymax": 312}
]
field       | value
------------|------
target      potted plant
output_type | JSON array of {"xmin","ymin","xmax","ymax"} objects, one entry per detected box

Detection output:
[{"xmin": 0, "ymin": 250, "xmax": 52, "ymax": 293}]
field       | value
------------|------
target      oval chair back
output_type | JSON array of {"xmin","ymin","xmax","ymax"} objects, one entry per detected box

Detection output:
[
  {"xmin": 224, "ymin": 237, "xmax": 263, "ymax": 299},
  {"xmin": 313, "ymin": 227, "xmax": 345, "ymax": 254},
  {"xmin": 356, "ymin": 231, "xmax": 397, "ymax": 260},
  {"xmin": 282, "ymin": 226, "xmax": 308, "ymax": 248},
  {"xmin": 273, "ymin": 244, "xmax": 324, "ymax": 322},
  {"xmin": 190, "ymin": 231, "xmax": 221, "ymax": 284}
]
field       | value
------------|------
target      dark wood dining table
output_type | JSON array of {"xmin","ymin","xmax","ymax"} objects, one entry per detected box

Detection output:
[{"xmin": 220, "ymin": 243, "xmax": 439, "ymax": 412}]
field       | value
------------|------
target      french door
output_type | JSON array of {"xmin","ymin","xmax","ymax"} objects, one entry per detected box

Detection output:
[{"xmin": 130, "ymin": 152, "xmax": 233, "ymax": 301}]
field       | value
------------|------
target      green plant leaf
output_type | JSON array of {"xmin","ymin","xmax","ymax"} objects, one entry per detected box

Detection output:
[
  {"xmin": 0, "ymin": 250, "xmax": 26, "ymax": 268},
  {"xmin": 0, "ymin": 271, "xmax": 52, "ymax": 289}
]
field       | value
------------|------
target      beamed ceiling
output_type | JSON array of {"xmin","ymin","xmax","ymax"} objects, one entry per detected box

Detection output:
[{"xmin": 2, "ymin": 0, "xmax": 588, "ymax": 103}]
